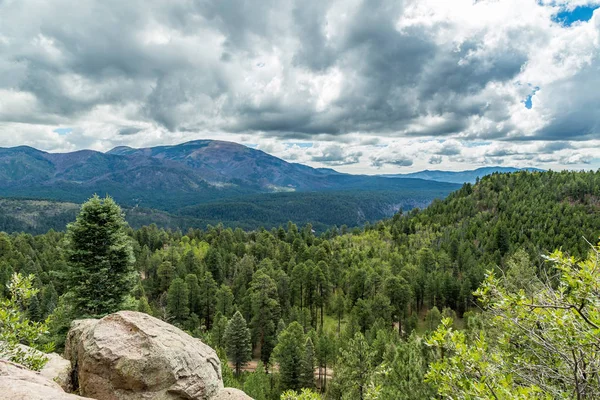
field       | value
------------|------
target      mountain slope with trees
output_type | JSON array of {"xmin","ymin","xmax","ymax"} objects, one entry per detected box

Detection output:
[
  {"xmin": 1, "ymin": 169, "xmax": 598, "ymax": 399},
  {"xmin": 0, "ymin": 140, "xmax": 460, "ymax": 231},
  {"xmin": 0, "ymin": 140, "xmax": 459, "ymax": 211}
]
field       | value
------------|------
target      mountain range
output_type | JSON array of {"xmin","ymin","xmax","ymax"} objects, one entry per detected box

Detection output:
[
  {"xmin": 382, "ymin": 166, "xmax": 544, "ymax": 184},
  {"xmin": 0, "ymin": 139, "xmax": 539, "ymax": 232}
]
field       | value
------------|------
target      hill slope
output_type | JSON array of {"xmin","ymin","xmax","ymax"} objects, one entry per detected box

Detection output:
[{"xmin": 0, "ymin": 140, "xmax": 461, "ymax": 230}]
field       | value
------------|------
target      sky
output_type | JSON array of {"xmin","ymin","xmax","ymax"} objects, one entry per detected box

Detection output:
[{"xmin": 0, "ymin": 0, "xmax": 599, "ymax": 174}]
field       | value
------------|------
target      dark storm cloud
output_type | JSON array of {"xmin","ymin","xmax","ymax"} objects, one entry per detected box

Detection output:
[
  {"xmin": 311, "ymin": 145, "xmax": 362, "ymax": 165},
  {"xmin": 485, "ymin": 148, "xmax": 517, "ymax": 157},
  {"xmin": 0, "ymin": 0, "xmax": 598, "ymax": 153},
  {"xmin": 429, "ymin": 155, "xmax": 443, "ymax": 164},
  {"xmin": 370, "ymin": 154, "xmax": 413, "ymax": 168},
  {"xmin": 538, "ymin": 141, "xmax": 574, "ymax": 153},
  {"xmin": 436, "ymin": 141, "xmax": 462, "ymax": 156},
  {"xmin": 119, "ymin": 127, "xmax": 143, "ymax": 136}
]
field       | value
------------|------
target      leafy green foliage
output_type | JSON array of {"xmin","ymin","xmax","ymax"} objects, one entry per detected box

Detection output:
[
  {"xmin": 370, "ymin": 333, "xmax": 435, "ymax": 399},
  {"xmin": 0, "ymin": 273, "xmax": 53, "ymax": 370},
  {"xmin": 243, "ymin": 361, "xmax": 270, "ymax": 400},
  {"xmin": 427, "ymin": 243, "xmax": 600, "ymax": 399},
  {"xmin": 281, "ymin": 389, "xmax": 322, "ymax": 400}
]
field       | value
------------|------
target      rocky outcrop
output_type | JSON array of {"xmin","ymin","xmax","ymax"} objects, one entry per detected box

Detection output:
[
  {"xmin": 212, "ymin": 388, "xmax": 253, "ymax": 400},
  {"xmin": 9, "ymin": 343, "xmax": 74, "ymax": 391},
  {"xmin": 5, "ymin": 344, "xmax": 73, "ymax": 392},
  {"xmin": 41, "ymin": 351, "xmax": 74, "ymax": 392},
  {"xmin": 0, "ymin": 359, "xmax": 92, "ymax": 400},
  {"xmin": 65, "ymin": 311, "xmax": 224, "ymax": 400}
]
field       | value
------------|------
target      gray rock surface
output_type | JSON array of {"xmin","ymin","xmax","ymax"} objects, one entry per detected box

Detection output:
[
  {"xmin": 41, "ymin": 351, "xmax": 74, "ymax": 392},
  {"xmin": 65, "ymin": 311, "xmax": 224, "ymax": 400},
  {"xmin": 0, "ymin": 359, "xmax": 91, "ymax": 400},
  {"xmin": 2, "ymin": 342, "xmax": 73, "ymax": 392},
  {"xmin": 212, "ymin": 388, "xmax": 254, "ymax": 400}
]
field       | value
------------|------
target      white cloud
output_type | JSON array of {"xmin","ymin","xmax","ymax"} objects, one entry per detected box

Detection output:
[{"xmin": 0, "ymin": 0, "xmax": 597, "ymax": 172}]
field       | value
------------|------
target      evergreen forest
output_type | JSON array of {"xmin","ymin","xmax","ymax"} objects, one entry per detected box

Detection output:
[{"xmin": 2, "ymin": 169, "xmax": 600, "ymax": 399}]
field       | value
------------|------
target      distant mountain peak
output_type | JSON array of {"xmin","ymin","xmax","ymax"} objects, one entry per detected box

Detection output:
[
  {"xmin": 108, "ymin": 145, "xmax": 133, "ymax": 154},
  {"xmin": 0, "ymin": 145, "xmax": 47, "ymax": 154},
  {"xmin": 382, "ymin": 166, "xmax": 544, "ymax": 184}
]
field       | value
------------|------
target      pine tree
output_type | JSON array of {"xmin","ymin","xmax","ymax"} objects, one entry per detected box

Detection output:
[
  {"xmin": 206, "ymin": 247, "xmax": 224, "ymax": 284},
  {"xmin": 40, "ymin": 282, "xmax": 58, "ymax": 319},
  {"xmin": 185, "ymin": 274, "xmax": 201, "ymax": 315},
  {"xmin": 495, "ymin": 221, "xmax": 510, "ymax": 256},
  {"xmin": 335, "ymin": 332, "xmax": 372, "ymax": 400},
  {"xmin": 331, "ymin": 291, "xmax": 345, "ymax": 334},
  {"xmin": 250, "ymin": 269, "xmax": 280, "ymax": 367},
  {"xmin": 316, "ymin": 331, "xmax": 334, "ymax": 392},
  {"xmin": 0, "ymin": 261, "xmax": 14, "ymax": 298},
  {"xmin": 27, "ymin": 294, "xmax": 42, "ymax": 322},
  {"xmin": 167, "ymin": 278, "xmax": 190, "ymax": 324},
  {"xmin": 216, "ymin": 284, "xmax": 234, "ymax": 317},
  {"xmin": 505, "ymin": 249, "xmax": 540, "ymax": 294},
  {"xmin": 243, "ymin": 361, "xmax": 269, "ymax": 400},
  {"xmin": 277, "ymin": 319, "xmax": 287, "ymax": 337},
  {"xmin": 199, "ymin": 271, "xmax": 218, "ymax": 329},
  {"xmin": 386, "ymin": 276, "xmax": 412, "ymax": 335},
  {"xmin": 274, "ymin": 321, "xmax": 305, "ymax": 391},
  {"xmin": 425, "ymin": 306, "xmax": 442, "ymax": 331},
  {"xmin": 300, "ymin": 337, "xmax": 315, "ymax": 389},
  {"xmin": 157, "ymin": 261, "xmax": 175, "ymax": 293},
  {"xmin": 210, "ymin": 313, "xmax": 229, "ymax": 349},
  {"xmin": 372, "ymin": 334, "xmax": 435, "ymax": 399},
  {"xmin": 65, "ymin": 195, "xmax": 135, "ymax": 317},
  {"xmin": 138, "ymin": 296, "xmax": 152, "ymax": 314},
  {"xmin": 224, "ymin": 311, "xmax": 252, "ymax": 376}
]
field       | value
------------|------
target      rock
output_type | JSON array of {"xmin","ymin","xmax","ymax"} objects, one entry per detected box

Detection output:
[
  {"xmin": 65, "ymin": 310, "xmax": 224, "ymax": 400},
  {"xmin": 212, "ymin": 388, "xmax": 254, "ymax": 400},
  {"xmin": 0, "ymin": 359, "xmax": 92, "ymax": 400},
  {"xmin": 41, "ymin": 351, "xmax": 74, "ymax": 392},
  {"xmin": 1, "ymin": 342, "xmax": 74, "ymax": 392}
]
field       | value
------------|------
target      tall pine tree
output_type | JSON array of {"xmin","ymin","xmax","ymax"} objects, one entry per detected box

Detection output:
[
  {"xmin": 65, "ymin": 195, "xmax": 135, "ymax": 317},
  {"xmin": 300, "ymin": 337, "xmax": 315, "ymax": 389},
  {"xmin": 274, "ymin": 321, "xmax": 305, "ymax": 391},
  {"xmin": 224, "ymin": 311, "xmax": 252, "ymax": 376},
  {"xmin": 167, "ymin": 278, "xmax": 190, "ymax": 324}
]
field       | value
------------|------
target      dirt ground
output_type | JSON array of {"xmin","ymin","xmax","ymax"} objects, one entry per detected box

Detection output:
[{"xmin": 228, "ymin": 359, "xmax": 334, "ymax": 379}]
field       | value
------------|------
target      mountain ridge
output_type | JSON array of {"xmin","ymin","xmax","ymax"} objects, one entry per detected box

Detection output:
[
  {"xmin": 383, "ymin": 166, "xmax": 545, "ymax": 184},
  {"xmin": 0, "ymin": 140, "xmax": 461, "ymax": 228}
]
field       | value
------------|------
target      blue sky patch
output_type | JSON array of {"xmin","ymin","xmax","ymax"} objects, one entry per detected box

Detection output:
[
  {"xmin": 523, "ymin": 86, "xmax": 540, "ymax": 109},
  {"xmin": 553, "ymin": 5, "xmax": 599, "ymax": 26},
  {"xmin": 54, "ymin": 127, "xmax": 72, "ymax": 135}
]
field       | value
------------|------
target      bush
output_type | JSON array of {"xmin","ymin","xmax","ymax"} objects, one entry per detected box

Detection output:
[{"xmin": 0, "ymin": 273, "xmax": 54, "ymax": 370}]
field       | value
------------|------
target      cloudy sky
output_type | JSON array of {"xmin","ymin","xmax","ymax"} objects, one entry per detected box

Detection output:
[{"xmin": 0, "ymin": 0, "xmax": 599, "ymax": 174}]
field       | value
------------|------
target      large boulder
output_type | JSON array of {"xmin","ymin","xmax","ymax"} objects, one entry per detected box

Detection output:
[
  {"xmin": 65, "ymin": 311, "xmax": 224, "ymax": 400},
  {"xmin": 0, "ymin": 359, "xmax": 91, "ymax": 400}
]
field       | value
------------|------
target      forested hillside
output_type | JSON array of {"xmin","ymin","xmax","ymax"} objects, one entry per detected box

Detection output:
[
  {"xmin": 0, "ymin": 141, "xmax": 460, "ymax": 224},
  {"xmin": 1, "ymin": 169, "xmax": 599, "ymax": 399},
  {"xmin": 0, "ymin": 188, "xmax": 449, "ymax": 235}
]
